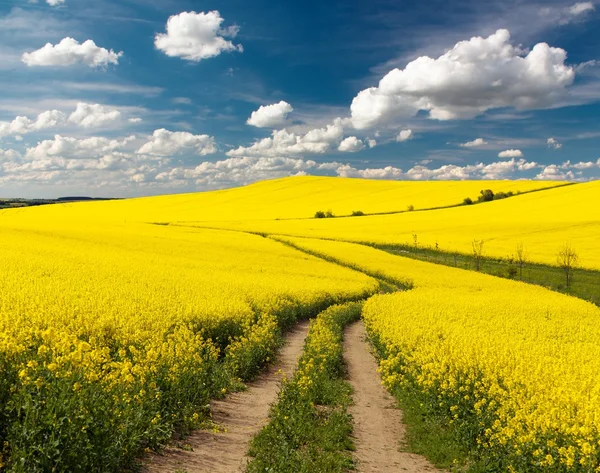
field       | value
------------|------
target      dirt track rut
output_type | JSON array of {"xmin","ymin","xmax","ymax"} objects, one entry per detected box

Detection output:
[
  {"xmin": 345, "ymin": 321, "xmax": 441, "ymax": 473},
  {"xmin": 144, "ymin": 320, "xmax": 309, "ymax": 473}
]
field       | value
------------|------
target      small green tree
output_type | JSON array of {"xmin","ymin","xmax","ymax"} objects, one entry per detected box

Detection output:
[
  {"xmin": 407, "ymin": 204, "xmax": 415, "ymax": 211},
  {"xmin": 478, "ymin": 189, "xmax": 495, "ymax": 202},
  {"xmin": 515, "ymin": 242, "xmax": 528, "ymax": 280},
  {"xmin": 463, "ymin": 197, "xmax": 473, "ymax": 205},
  {"xmin": 557, "ymin": 242, "xmax": 579, "ymax": 289},
  {"xmin": 472, "ymin": 239, "xmax": 485, "ymax": 271},
  {"xmin": 351, "ymin": 210, "xmax": 365, "ymax": 216},
  {"xmin": 314, "ymin": 211, "xmax": 326, "ymax": 218}
]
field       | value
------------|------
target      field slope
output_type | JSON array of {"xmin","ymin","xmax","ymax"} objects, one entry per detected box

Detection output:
[
  {"xmin": 0, "ymin": 175, "xmax": 564, "ymax": 224},
  {"xmin": 187, "ymin": 180, "xmax": 600, "ymax": 270}
]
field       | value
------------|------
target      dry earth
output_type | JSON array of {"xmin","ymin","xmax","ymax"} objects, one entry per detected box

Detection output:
[
  {"xmin": 143, "ymin": 320, "xmax": 310, "ymax": 473},
  {"xmin": 345, "ymin": 321, "xmax": 441, "ymax": 473}
]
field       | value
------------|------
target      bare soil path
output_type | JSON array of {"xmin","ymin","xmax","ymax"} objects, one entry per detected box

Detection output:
[
  {"xmin": 144, "ymin": 320, "xmax": 310, "ymax": 473},
  {"xmin": 345, "ymin": 321, "xmax": 441, "ymax": 473}
]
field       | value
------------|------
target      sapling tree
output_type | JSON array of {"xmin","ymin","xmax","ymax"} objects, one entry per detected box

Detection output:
[
  {"xmin": 515, "ymin": 242, "xmax": 528, "ymax": 280},
  {"xmin": 557, "ymin": 242, "xmax": 579, "ymax": 289},
  {"xmin": 472, "ymin": 239, "xmax": 485, "ymax": 271}
]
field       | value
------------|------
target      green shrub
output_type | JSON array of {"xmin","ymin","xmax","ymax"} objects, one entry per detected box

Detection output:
[
  {"xmin": 477, "ymin": 189, "xmax": 495, "ymax": 202},
  {"xmin": 315, "ymin": 210, "xmax": 335, "ymax": 219},
  {"xmin": 351, "ymin": 210, "xmax": 365, "ymax": 217},
  {"xmin": 494, "ymin": 191, "xmax": 514, "ymax": 200}
]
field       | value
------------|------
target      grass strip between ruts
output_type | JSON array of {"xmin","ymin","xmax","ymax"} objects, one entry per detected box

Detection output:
[{"xmin": 246, "ymin": 302, "xmax": 362, "ymax": 473}]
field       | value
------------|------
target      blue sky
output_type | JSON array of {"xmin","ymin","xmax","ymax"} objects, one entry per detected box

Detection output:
[{"xmin": 0, "ymin": 0, "xmax": 599, "ymax": 197}]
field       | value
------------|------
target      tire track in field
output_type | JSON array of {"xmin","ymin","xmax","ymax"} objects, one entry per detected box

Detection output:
[
  {"xmin": 143, "ymin": 320, "xmax": 309, "ymax": 473},
  {"xmin": 345, "ymin": 321, "xmax": 441, "ymax": 473}
]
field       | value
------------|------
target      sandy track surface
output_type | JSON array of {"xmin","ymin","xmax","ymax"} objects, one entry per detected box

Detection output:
[
  {"xmin": 144, "ymin": 320, "xmax": 309, "ymax": 473},
  {"xmin": 344, "ymin": 321, "xmax": 441, "ymax": 473}
]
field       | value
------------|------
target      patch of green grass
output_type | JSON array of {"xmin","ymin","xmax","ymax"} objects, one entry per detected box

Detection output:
[
  {"xmin": 375, "ymin": 244, "xmax": 600, "ymax": 306},
  {"xmin": 246, "ymin": 303, "xmax": 362, "ymax": 473},
  {"xmin": 390, "ymin": 384, "xmax": 490, "ymax": 473},
  {"xmin": 365, "ymin": 332, "xmax": 494, "ymax": 473}
]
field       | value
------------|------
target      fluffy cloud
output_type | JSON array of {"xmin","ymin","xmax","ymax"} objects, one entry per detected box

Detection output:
[
  {"xmin": 396, "ymin": 129, "xmax": 413, "ymax": 142},
  {"xmin": 337, "ymin": 158, "xmax": 540, "ymax": 181},
  {"xmin": 350, "ymin": 88, "xmax": 418, "ymax": 130},
  {"xmin": 26, "ymin": 135, "xmax": 136, "ymax": 160},
  {"xmin": 156, "ymin": 156, "xmax": 317, "ymax": 187},
  {"xmin": 22, "ymin": 38, "xmax": 122, "ymax": 67},
  {"xmin": 4, "ymin": 142, "xmax": 596, "ymax": 193},
  {"xmin": 547, "ymin": 137, "xmax": 562, "ymax": 149},
  {"xmin": 46, "ymin": 0, "xmax": 65, "ymax": 5},
  {"xmin": 136, "ymin": 129, "xmax": 217, "ymax": 156},
  {"xmin": 154, "ymin": 11, "xmax": 242, "ymax": 62},
  {"xmin": 337, "ymin": 164, "xmax": 404, "ymax": 179},
  {"xmin": 460, "ymin": 138, "xmax": 488, "ymax": 148},
  {"xmin": 247, "ymin": 101, "xmax": 293, "ymax": 128},
  {"xmin": 535, "ymin": 165, "xmax": 575, "ymax": 180},
  {"xmin": 350, "ymin": 29, "xmax": 575, "ymax": 129},
  {"xmin": 68, "ymin": 103, "xmax": 121, "ymax": 128},
  {"xmin": 540, "ymin": 2, "xmax": 596, "ymax": 24},
  {"xmin": 533, "ymin": 159, "xmax": 600, "ymax": 180},
  {"xmin": 568, "ymin": 2, "xmax": 595, "ymax": 16},
  {"xmin": 227, "ymin": 118, "xmax": 345, "ymax": 157},
  {"xmin": 0, "ymin": 149, "xmax": 22, "ymax": 162},
  {"xmin": 338, "ymin": 136, "xmax": 365, "ymax": 152},
  {"xmin": 498, "ymin": 149, "xmax": 524, "ymax": 158},
  {"xmin": 0, "ymin": 110, "xmax": 65, "ymax": 138},
  {"xmin": 558, "ymin": 159, "xmax": 599, "ymax": 170},
  {"xmin": 0, "ymin": 104, "xmax": 130, "ymax": 139}
]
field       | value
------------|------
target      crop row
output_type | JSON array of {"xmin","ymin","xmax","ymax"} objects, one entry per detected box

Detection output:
[
  {"xmin": 279, "ymin": 236, "xmax": 600, "ymax": 472},
  {"xmin": 0, "ymin": 224, "xmax": 377, "ymax": 472}
]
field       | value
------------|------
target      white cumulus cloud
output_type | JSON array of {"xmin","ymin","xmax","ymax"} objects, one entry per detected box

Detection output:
[
  {"xmin": 46, "ymin": 0, "xmax": 65, "ymax": 5},
  {"xmin": 338, "ymin": 136, "xmax": 365, "ymax": 152},
  {"xmin": 136, "ymin": 129, "xmax": 217, "ymax": 156},
  {"xmin": 547, "ymin": 137, "xmax": 563, "ymax": 149},
  {"xmin": 460, "ymin": 138, "xmax": 488, "ymax": 148},
  {"xmin": 535, "ymin": 164, "xmax": 575, "ymax": 180},
  {"xmin": 22, "ymin": 37, "xmax": 122, "ymax": 67},
  {"xmin": 396, "ymin": 129, "xmax": 413, "ymax": 142},
  {"xmin": 337, "ymin": 164, "xmax": 405, "ymax": 179},
  {"xmin": 0, "ymin": 110, "xmax": 65, "ymax": 138},
  {"xmin": 227, "ymin": 118, "xmax": 345, "ymax": 157},
  {"xmin": 498, "ymin": 149, "xmax": 524, "ymax": 158},
  {"xmin": 68, "ymin": 103, "xmax": 121, "ymax": 128},
  {"xmin": 350, "ymin": 29, "xmax": 575, "ymax": 129},
  {"xmin": 247, "ymin": 101, "xmax": 293, "ymax": 128},
  {"xmin": 26, "ymin": 135, "xmax": 136, "ymax": 160},
  {"xmin": 156, "ymin": 156, "xmax": 317, "ymax": 188},
  {"xmin": 336, "ymin": 157, "xmax": 541, "ymax": 181},
  {"xmin": 155, "ymin": 11, "xmax": 242, "ymax": 62}
]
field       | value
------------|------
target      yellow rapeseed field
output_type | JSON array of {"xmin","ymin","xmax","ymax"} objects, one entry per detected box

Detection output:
[
  {"xmin": 0, "ymin": 176, "xmax": 596, "ymax": 472},
  {"xmin": 205, "ymin": 180, "xmax": 600, "ymax": 270},
  {"xmin": 0, "ymin": 218, "xmax": 376, "ymax": 472},
  {"xmin": 0, "ymin": 175, "xmax": 563, "ymax": 224},
  {"xmin": 277, "ymin": 236, "xmax": 600, "ymax": 472}
]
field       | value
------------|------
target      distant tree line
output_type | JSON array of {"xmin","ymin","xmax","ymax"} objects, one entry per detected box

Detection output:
[{"xmin": 463, "ymin": 189, "xmax": 515, "ymax": 205}]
